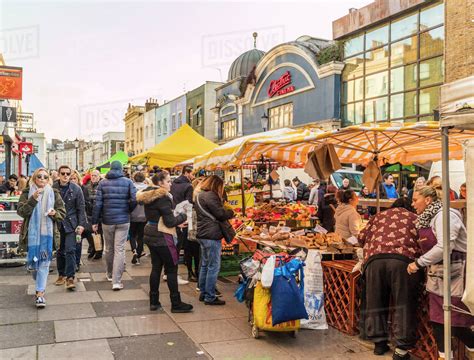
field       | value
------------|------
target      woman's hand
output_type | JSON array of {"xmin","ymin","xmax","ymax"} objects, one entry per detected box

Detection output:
[
  {"xmin": 178, "ymin": 221, "xmax": 188, "ymax": 228},
  {"xmin": 33, "ymin": 189, "xmax": 43, "ymax": 200},
  {"xmin": 407, "ymin": 262, "xmax": 419, "ymax": 274},
  {"xmin": 48, "ymin": 209, "xmax": 56, "ymax": 217}
]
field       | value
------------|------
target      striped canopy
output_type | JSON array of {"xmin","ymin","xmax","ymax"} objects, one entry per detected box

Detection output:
[
  {"xmin": 196, "ymin": 122, "xmax": 474, "ymax": 169},
  {"xmin": 194, "ymin": 128, "xmax": 306, "ymax": 170}
]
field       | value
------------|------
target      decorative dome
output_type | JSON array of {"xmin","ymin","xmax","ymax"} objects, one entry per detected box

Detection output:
[{"xmin": 228, "ymin": 33, "xmax": 265, "ymax": 81}]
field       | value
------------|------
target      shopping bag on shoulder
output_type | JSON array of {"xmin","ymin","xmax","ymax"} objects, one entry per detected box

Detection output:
[
  {"xmin": 92, "ymin": 232, "xmax": 103, "ymax": 251},
  {"xmin": 271, "ymin": 259, "xmax": 308, "ymax": 326},
  {"xmin": 253, "ymin": 281, "xmax": 299, "ymax": 331}
]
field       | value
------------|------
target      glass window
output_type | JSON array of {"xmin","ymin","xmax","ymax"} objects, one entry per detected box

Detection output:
[
  {"xmin": 390, "ymin": 64, "xmax": 417, "ymax": 93},
  {"xmin": 365, "ymin": 46, "xmax": 389, "ymax": 75},
  {"xmin": 391, "ymin": 37, "xmax": 418, "ymax": 66},
  {"xmin": 390, "ymin": 91, "xmax": 417, "ymax": 119},
  {"xmin": 343, "ymin": 81, "xmax": 352, "ymax": 103},
  {"xmin": 419, "ymin": 86, "xmax": 440, "ymax": 114},
  {"xmin": 365, "ymin": 71, "xmax": 388, "ymax": 98},
  {"xmin": 221, "ymin": 119, "xmax": 237, "ymax": 140},
  {"xmin": 344, "ymin": 80, "xmax": 363, "ymax": 103},
  {"xmin": 269, "ymin": 103, "xmax": 293, "ymax": 129},
  {"xmin": 171, "ymin": 114, "xmax": 176, "ymax": 131},
  {"xmin": 365, "ymin": 25, "xmax": 389, "ymax": 50},
  {"xmin": 178, "ymin": 112, "xmax": 182, "ymax": 127},
  {"xmin": 391, "ymin": 13, "xmax": 418, "ymax": 41},
  {"xmin": 157, "ymin": 120, "xmax": 161, "ymax": 135},
  {"xmin": 420, "ymin": 2, "xmax": 444, "ymax": 30},
  {"xmin": 342, "ymin": 54, "xmax": 364, "ymax": 80},
  {"xmin": 354, "ymin": 102, "xmax": 363, "ymax": 124},
  {"xmin": 420, "ymin": 26, "xmax": 444, "ymax": 59},
  {"xmin": 343, "ymin": 104, "xmax": 355, "ymax": 124},
  {"xmin": 163, "ymin": 118, "xmax": 167, "ymax": 134},
  {"xmin": 344, "ymin": 34, "xmax": 364, "ymax": 58},
  {"xmin": 365, "ymin": 97, "xmax": 388, "ymax": 122},
  {"xmin": 419, "ymin": 56, "xmax": 444, "ymax": 87},
  {"xmin": 188, "ymin": 108, "xmax": 193, "ymax": 125}
]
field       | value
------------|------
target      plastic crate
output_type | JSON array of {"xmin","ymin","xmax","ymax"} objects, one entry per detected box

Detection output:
[{"xmin": 322, "ymin": 260, "xmax": 361, "ymax": 336}]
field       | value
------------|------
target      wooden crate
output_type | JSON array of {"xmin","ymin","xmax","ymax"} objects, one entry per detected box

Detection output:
[{"xmin": 322, "ymin": 260, "xmax": 361, "ymax": 336}]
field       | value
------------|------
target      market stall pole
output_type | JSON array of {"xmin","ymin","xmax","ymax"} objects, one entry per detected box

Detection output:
[{"xmin": 240, "ymin": 167, "xmax": 246, "ymax": 215}]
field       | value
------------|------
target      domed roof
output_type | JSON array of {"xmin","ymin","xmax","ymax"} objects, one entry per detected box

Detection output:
[{"xmin": 228, "ymin": 33, "xmax": 265, "ymax": 82}]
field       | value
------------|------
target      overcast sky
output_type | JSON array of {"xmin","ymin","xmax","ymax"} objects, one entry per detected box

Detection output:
[{"xmin": 0, "ymin": 0, "xmax": 371, "ymax": 141}]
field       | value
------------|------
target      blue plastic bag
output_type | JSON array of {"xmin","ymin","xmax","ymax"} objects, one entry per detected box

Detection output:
[
  {"xmin": 271, "ymin": 259, "xmax": 308, "ymax": 326},
  {"xmin": 234, "ymin": 279, "xmax": 248, "ymax": 303}
]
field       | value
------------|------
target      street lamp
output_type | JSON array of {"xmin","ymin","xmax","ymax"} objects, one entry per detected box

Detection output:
[
  {"xmin": 261, "ymin": 112, "xmax": 269, "ymax": 132},
  {"xmin": 74, "ymin": 138, "xmax": 79, "ymax": 170}
]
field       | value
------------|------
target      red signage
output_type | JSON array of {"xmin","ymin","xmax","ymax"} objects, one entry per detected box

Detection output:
[
  {"xmin": 19, "ymin": 142, "xmax": 33, "ymax": 154},
  {"xmin": 0, "ymin": 66, "xmax": 23, "ymax": 100},
  {"xmin": 267, "ymin": 71, "xmax": 295, "ymax": 98}
]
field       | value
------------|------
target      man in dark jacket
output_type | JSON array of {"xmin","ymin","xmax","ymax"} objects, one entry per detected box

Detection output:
[
  {"xmin": 85, "ymin": 170, "xmax": 102, "ymax": 259},
  {"xmin": 171, "ymin": 167, "xmax": 198, "ymax": 283},
  {"xmin": 292, "ymin": 177, "xmax": 310, "ymax": 201},
  {"xmin": 92, "ymin": 161, "xmax": 137, "ymax": 290},
  {"xmin": 53, "ymin": 165, "xmax": 87, "ymax": 290},
  {"xmin": 0, "ymin": 174, "xmax": 18, "ymax": 195}
]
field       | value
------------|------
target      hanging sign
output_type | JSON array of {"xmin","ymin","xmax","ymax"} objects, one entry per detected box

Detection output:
[
  {"xmin": 0, "ymin": 106, "xmax": 17, "ymax": 123},
  {"xmin": 267, "ymin": 71, "xmax": 295, "ymax": 98},
  {"xmin": 0, "ymin": 66, "xmax": 23, "ymax": 100},
  {"xmin": 19, "ymin": 142, "xmax": 34, "ymax": 154}
]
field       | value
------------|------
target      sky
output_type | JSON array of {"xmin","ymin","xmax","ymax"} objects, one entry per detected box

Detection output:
[{"xmin": 0, "ymin": 0, "xmax": 371, "ymax": 142}]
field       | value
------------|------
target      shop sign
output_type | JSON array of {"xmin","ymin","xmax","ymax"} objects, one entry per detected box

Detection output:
[
  {"xmin": 0, "ymin": 106, "xmax": 17, "ymax": 123},
  {"xmin": 0, "ymin": 66, "xmax": 23, "ymax": 100},
  {"xmin": 0, "ymin": 220, "xmax": 23, "ymax": 234},
  {"xmin": 267, "ymin": 71, "xmax": 295, "ymax": 98},
  {"xmin": 19, "ymin": 142, "xmax": 34, "ymax": 154},
  {"xmin": 227, "ymin": 193, "xmax": 255, "ymax": 210}
]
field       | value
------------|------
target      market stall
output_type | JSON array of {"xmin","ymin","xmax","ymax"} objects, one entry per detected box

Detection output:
[
  {"xmin": 130, "ymin": 124, "xmax": 218, "ymax": 168},
  {"xmin": 96, "ymin": 151, "xmax": 128, "ymax": 174},
  {"xmin": 0, "ymin": 196, "xmax": 25, "ymax": 265}
]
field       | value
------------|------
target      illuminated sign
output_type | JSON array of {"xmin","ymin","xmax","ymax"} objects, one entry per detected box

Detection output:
[{"xmin": 267, "ymin": 71, "xmax": 295, "ymax": 98}]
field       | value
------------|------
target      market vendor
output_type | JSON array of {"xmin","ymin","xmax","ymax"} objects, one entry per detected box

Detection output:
[
  {"xmin": 334, "ymin": 189, "xmax": 361, "ymax": 242},
  {"xmin": 408, "ymin": 186, "xmax": 474, "ymax": 360},
  {"xmin": 358, "ymin": 198, "xmax": 423, "ymax": 359}
]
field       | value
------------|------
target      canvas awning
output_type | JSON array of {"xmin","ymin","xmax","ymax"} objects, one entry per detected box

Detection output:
[
  {"xmin": 129, "ymin": 124, "xmax": 218, "ymax": 168},
  {"xmin": 96, "ymin": 151, "xmax": 128, "ymax": 174}
]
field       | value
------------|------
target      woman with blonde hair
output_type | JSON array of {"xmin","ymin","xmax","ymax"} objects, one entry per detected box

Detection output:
[
  {"xmin": 408, "ymin": 186, "xmax": 473, "ymax": 359},
  {"xmin": 195, "ymin": 175, "xmax": 234, "ymax": 305},
  {"xmin": 17, "ymin": 168, "xmax": 66, "ymax": 308}
]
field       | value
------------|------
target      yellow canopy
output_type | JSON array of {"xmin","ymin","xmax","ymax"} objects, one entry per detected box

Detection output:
[{"xmin": 130, "ymin": 124, "xmax": 218, "ymax": 168}]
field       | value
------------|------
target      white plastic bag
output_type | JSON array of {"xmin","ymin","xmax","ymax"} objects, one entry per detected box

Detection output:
[
  {"xmin": 261, "ymin": 255, "xmax": 276, "ymax": 288},
  {"xmin": 301, "ymin": 250, "xmax": 328, "ymax": 330}
]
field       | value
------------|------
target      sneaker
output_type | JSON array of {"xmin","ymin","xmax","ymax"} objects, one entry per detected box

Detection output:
[
  {"xmin": 205, "ymin": 298, "xmax": 226, "ymax": 306},
  {"xmin": 35, "ymin": 296, "xmax": 46, "ymax": 308},
  {"xmin": 196, "ymin": 287, "xmax": 200, "ymax": 291},
  {"xmin": 105, "ymin": 273, "xmax": 113, "ymax": 282},
  {"xmin": 136, "ymin": 258, "xmax": 141, "ymax": 265},
  {"xmin": 374, "ymin": 341, "xmax": 390, "ymax": 356},
  {"xmin": 76, "ymin": 264, "xmax": 81, "ymax": 272},
  {"xmin": 66, "ymin": 278, "xmax": 76, "ymax": 290},
  {"xmin": 162, "ymin": 274, "xmax": 167, "ymax": 281},
  {"xmin": 112, "ymin": 283, "xmax": 123, "ymax": 291},
  {"xmin": 54, "ymin": 276, "xmax": 66, "ymax": 286},
  {"xmin": 171, "ymin": 302, "xmax": 193, "ymax": 313},
  {"xmin": 215, "ymin": 288, "xmax": 222, "ymax": 297},
  {"xmin": 178, "ymin": 276, "xmax": 189, "ymax": 285},
  {"xmin": 131, "ymin": 252, "xmax": 138, "ymax": 265},
  {"xmin": 93, "ymin": 252, "xmax": 102, "ymax": 260},
  {"xmin": 199, "ymin": 293, "xmax": 205, "ymax": 302},
  {"xmin": 392, "ymin": 350, "xmax": 410, "ymax": 360},
  {"xmin": 87, "ymin": 252, "xmax": 95, "ymax": 259}
]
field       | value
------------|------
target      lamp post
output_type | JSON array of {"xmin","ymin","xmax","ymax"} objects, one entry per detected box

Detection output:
[
  {"xmin": 261, "ymin": 113, "xmax": 269, "ymax": 132},
  {"xmin": 74, "ymin": 138, "xmax": 79, "ymax": 170}
]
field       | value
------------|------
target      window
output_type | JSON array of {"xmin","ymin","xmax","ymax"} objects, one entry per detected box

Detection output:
[
  {"xmin": 157, "ymin": 120, "xmax": 161, "ymax": 135},
  {"xmin": 221, "ymin": 119, "xmax": 237, "ymax": 140},
  {"xmin": 269, "ymin": 103, "xmax": 293, "ymax": 130},
  {"xmin": 196, "ymin": 106, "xmax": 202, "ymax": 126},
  {"xmin": 145, "ymin": 126, "xmax": 148, "ymax": 139},
  {"xmin": 341, "ymin": 1, "xmax": 444, "ymax": 126},
  {"xmin": 163, "ymin": 118, "xmax": 167, "ymax": 134},
  {"xmin": 188, "ymin": 108, "xmax": 193, "ymax": 125},
  {"xmin": 172, "ymin": 114, "xmax": 176, "ymax": 131},
  {"xmin": 178, "ymin": 112, "xmax": 182, "ymax": 127}
]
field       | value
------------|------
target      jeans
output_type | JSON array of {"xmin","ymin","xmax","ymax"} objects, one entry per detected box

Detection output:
[
  {"xmin": 129, "ymin": 222, "xmax": 146, "ymax": 257},
  {"xmin": 148, "ymin": 244, "xmax": 178, "ymax": 298},
  {"xmin": 102, "ymin": 223, "xmax": 130, "ymax": 284},
  {"xmin": 32, "ymin": 261, "xmax": 51, "ymax": 293},
  {"xmin": 75, "ymin": 238, "xmax": 83, "ymax": 266},
  {"xmin": 57, "ymin": 230, "xmax": 76, "ymax": 278},
  {"xmin": 198, "ymin": 239, "xmax": 221, "ymax": 302}
]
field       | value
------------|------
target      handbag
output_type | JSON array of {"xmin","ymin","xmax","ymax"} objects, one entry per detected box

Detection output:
[
  {"xmin": 196, "ymin": 193, "xmax": 236, "ymax": 244},
  {"xmin": 92, "ymin": 232, "xmax": 103, "ymax": 251},
  {"xmin": 158, "ymin": 217, "xmax": 177, "ymax": 237}
]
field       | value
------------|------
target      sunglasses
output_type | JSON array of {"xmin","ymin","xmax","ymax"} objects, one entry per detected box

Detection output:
[
  {"xmin": 60, "ymin": 172, "xmax": 71, "ymax": 176},
  {"xmin": 36, "ymin": 175, "xmax": 49, "ymax": 180}
]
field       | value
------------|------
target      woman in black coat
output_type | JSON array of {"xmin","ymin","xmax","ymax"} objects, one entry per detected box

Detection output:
[
  {"xmin": 137, "ymin": 170, "xmax": 192, "ymax": 313},
  {"xmin": 317, "ymin": 184, "xmax": 338, "ymax": 232},
  {"xmin": 195, "ymin": 175, "xmax": 234, "ymax": 305}
]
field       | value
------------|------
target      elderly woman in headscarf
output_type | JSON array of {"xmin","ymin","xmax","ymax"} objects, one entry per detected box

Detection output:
[{"xmin": 17, "ymin": 168, "xmax": 66, "ymax": 308}]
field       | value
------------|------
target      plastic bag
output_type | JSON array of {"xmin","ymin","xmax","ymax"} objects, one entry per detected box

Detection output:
[
  {"xmin": 300, "ymin": 250, "xmax": 328, "ymax": 330},
  {"xmin": 239, "ymin": 257, "xmax": 260, "ymax": 279},
  {"xmin": 261, "ymin": 255, "xmax": 276, "ymax": 288}
]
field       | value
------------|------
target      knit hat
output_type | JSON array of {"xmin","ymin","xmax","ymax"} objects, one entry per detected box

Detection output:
[{"xmin": 111, "ymin": 161, "xmax": 123, "ymax": 171}]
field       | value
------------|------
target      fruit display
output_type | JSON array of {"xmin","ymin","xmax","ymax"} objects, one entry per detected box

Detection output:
[{"xmin": 244, "ymin": 203, "xmax": 317, "ymax": 223}]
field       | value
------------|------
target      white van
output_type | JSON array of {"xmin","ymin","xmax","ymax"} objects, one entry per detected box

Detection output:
[{"xmin": 428, "ymin": 160, "xmax": 465, "ymax": 194}]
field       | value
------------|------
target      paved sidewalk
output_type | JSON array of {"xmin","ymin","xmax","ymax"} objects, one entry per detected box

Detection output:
[{"xmin": 0, "ymin": 246, "xmax": 392, "ymax": 360}]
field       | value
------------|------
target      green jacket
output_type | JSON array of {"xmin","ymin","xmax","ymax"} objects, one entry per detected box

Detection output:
[{"xmin": 17, "ymin": 187, "xmax": 66, "ymax": 253}]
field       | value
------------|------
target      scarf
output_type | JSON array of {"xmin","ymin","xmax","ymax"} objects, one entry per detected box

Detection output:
[
  {"xmin": 27, "ymin": 184, "xmax": 55, "ymax": 270},
  {"xmin": 416, "ymin": 200, "xmax": 442, "ymax": 229}
]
